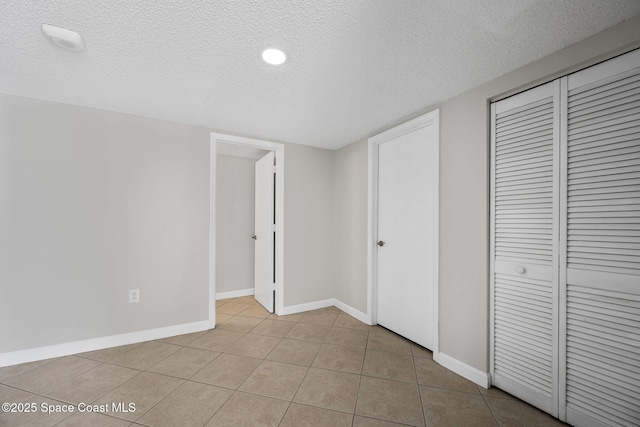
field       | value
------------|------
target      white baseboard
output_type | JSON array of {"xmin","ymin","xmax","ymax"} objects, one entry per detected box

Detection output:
[
  {"xmin": 280, "ymin": 298, "xmax": 371, "ymax": 326},
  {"xmin": 333, "ymin": 299, "xmax": 371, "ymax": 325},
  {"xmin": 280, "ymin": 298, "xmax": 335, "ymax": 316},
  {"xmin": 216, "ymin": 288, "xmax": 254, "ymax": 300},
  {"xmin": 0, "ymin": 320, "xmax": 211, "ymax": 368},
  {"xmin": 434, "ymin": 351, "xmax": 490, "ymax": 389}
]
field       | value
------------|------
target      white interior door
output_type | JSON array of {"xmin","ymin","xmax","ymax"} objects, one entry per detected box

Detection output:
[
  {"xmin": 375, "ymin": 111, "xmax": 439, "ymax": 350},
  {"xmin": 254, "ymin": 151, "xmax": 275, "ymax": 313}
]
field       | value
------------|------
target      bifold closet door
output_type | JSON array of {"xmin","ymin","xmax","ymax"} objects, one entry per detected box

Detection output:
[
  {"xmin": 492, "ymin": 48, "xmax": 640, "ymax": 427},
  {"xmin": 561, "ymin": 49, "xmax": 640, "ymax": 427},
  {"xmin": 490, "ymin": 81, "xmax": 559, "ymax": 416}
]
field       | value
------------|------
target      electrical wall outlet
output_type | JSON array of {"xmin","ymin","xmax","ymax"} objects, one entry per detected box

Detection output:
[{"xmin": 128, "ymin": 289, "xmax": 140, "ymax": 303}]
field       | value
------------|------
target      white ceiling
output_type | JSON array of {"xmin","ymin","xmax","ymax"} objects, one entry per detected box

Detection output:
[{"xmin": 1, "ymin": 1, "xmax": 639, "ymax": 150}]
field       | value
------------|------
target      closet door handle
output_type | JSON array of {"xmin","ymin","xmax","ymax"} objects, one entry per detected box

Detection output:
[
  {"xmin": 252, "ymin": 235, "xmax": 257, "ymax": 240},
  {"xmin": 516, "ymin": 266, "xmax": 526, "ymax": 274}
]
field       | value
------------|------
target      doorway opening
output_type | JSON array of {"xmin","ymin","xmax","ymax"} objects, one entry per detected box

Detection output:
[{"xmin": 209, "ymin": 133, "xmax": 285, "ymax": 326}]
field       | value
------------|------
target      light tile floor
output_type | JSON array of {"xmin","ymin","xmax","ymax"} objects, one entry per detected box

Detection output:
[{"xmin": 0, "ymin": 296, "xmax": 568, "ymax": 426}]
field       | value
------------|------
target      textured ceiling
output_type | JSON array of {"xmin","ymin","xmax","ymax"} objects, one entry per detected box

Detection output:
[{"xmin": 1, "ymin": 1, "xmax": 639, "ymax": 150}]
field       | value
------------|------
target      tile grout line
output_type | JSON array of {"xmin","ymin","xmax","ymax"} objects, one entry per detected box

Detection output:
[
  {"xmin": 3, "ymin": 296, "xmax": 534, "ymax": 426},
  {"xmin": 479, "ymin": 391, "xmax": 503, "ymax": 426},
  {"xmin": 410, "ymin": 346, "xmax": 429, "ymax": 426},
  {"xmin": 415, "ymin": 382, "xmax": 428, "ymax": 427},
  {"xmin": 129, "ymin": 376, "xmax": 187, "ymax": 425},
  {"xmin": 351, "ymin": 368, "xmax": 364, "ymax": 425},
  {"xmin": 219, "ymin": 299, "xmax": 298, "ymax": 427}
]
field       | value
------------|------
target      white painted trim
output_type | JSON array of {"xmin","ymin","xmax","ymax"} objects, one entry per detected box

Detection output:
[
  {"xmin": 567, "ymin": 47, "xmax": 640, "ymax": 90},
  {"xmin": 367, "ymin": 109, "xmax": 440, "ymax": 354},
  {"xmin": 280, "ymin": 299, "xmax": 335, "ymax": 316},
  {"xmin": 566, "ymin": 408, "xmax": 609, "ymax": 427},
  {"xmin": 209, "ymin": 132, "xmax": 219, "ymax": 330},
  {"xmin": 494, "ymin": 83, "xmax": 555, "ymax": 114},
  {"xmin": 489, "ymin": 102, "xmax": 497, "ymax": 385},
  {"xmin": 432, "ymin": 109, "xmax": 440, "ymax": 359},
  {"xmin": 366, "ymin": 136, "xmax": 377, "ymax": 326},
  {"xmin": 558, "ymin": 75, "xmax": 569, "ymax": 423},
  {"xmin": 277, "ymin": 298, "xmax": 370, "ymax": 324},
  {"xmin": 550, "ymin": 78, "xmax": 561, "ymax": 419},
  {"xmin": 0, "ymin": 321, "xmax": 211, "ymax": 368},
  {"xmin": 333, "ymin": 299, "xmax": 371, "ymax": 325},
  {"xmin": 210, "ymin": 133, "xmax": 285, "ymax": 316},
  {"xmin": 369, "ymin": 111, "xmax": 439, "ymax": 145},
  {"xmin": 216, "ymin": 288, "xmax": 255, "ymax": 300},
  {"xmin": 434, "ymin": 351, "xmax": 491, "ymax": 389}
]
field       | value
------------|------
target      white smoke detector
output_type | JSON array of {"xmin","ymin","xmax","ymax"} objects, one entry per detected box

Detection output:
[{"xmin": 41, "ymin": 24, "xmax": 85, "ymax": 51}]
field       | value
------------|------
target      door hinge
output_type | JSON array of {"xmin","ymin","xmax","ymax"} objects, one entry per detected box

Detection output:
[
  {"xmin": 272, "ymin": 283, "xmax": 276, "ymax": 291},
  {"xmin": 271, "ymin": 164, "xmax": 276, "ymax": 173},
  {"xmin": 271, "ymin": 224, "xmax": 276, "ymax": 232}
]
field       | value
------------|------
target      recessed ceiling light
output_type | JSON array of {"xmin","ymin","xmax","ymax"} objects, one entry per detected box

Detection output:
[{"xmin": 262, "ymin": 48, "xmax": 286, "ymax": 65}]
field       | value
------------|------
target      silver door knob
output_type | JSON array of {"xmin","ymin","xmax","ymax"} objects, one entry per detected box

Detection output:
[
  {"xmin": 377, "ymin": 240, "xmax": 385, "ymax": 247},
  {"xmin": 252, "ymin": 235, "xmax": 257, "ymax": 240}
]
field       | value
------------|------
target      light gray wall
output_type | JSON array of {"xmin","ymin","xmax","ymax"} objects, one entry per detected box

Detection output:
[
  {"xmin": 333, "ymin": 139, "xmax": 368, "ymax": 313},
  {"xmin": 0, "ymin": 93, "xmax": 338, "ymax": 355},
  {"xmin": 332, "ymin": 15, "xmax": 640, "ymax": 375},
  {"xmin": 216, "ymin": 154, "xmax": 255, "ymax": 294},
  {"xmin": 437, "ymin": 16, "xmax": 640, "ymax": 372},
  {"xmin": 283, "ymin": 143, "xmax": 335, "ymax": 306},
  {"xmin": 4, "ymin": 14, "xmax": 638, "ymax": 364},
  {"xmin": 0, "ymin": 94, "xmax": 211, "ymax": 353}
]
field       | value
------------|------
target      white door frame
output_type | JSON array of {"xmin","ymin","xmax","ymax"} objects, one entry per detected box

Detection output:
[
  {"xmin": 209, "ymin": 133, "xmax": 285, "ymax": 327},
  {"xmin": 366, "ymin": 109, "xmax": 439, "ymax": 354}
]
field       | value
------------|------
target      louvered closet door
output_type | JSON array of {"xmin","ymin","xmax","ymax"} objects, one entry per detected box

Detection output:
[
  {"xmin": 562, "ymin": 49, "xmax": 640, "ymax": 427},
  {"xmin": 491, "ymin": 82, "xmax": 559, "ymax": 416}
]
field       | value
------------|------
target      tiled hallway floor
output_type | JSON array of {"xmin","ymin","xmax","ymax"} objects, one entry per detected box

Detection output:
[{"xmin": 0, "ymin": 296, "xmax": 567, "ymax": 426}]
